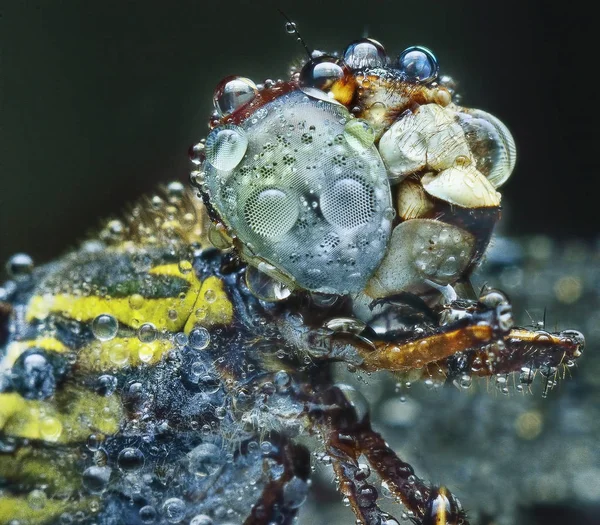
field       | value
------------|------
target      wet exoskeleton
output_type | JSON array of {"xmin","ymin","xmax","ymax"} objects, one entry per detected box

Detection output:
[{"xmin": 0, "ymin": 34, "xmax": 585, "ymax": 525}]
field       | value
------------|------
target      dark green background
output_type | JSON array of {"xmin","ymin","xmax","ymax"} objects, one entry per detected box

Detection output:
[{"xmin": 0, "ymin": 0, "xmax": 595, "ymax": 266}]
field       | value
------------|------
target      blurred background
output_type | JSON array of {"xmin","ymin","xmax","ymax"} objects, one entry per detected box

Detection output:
[{"xmin": 1, "ymin": 1, "xmax": 598, "ymax": 524}]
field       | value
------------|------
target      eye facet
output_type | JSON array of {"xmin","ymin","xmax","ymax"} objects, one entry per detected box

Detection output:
[
  {"xmin": 397, "ymin": 46, "xmax": 439, "ymax": 83},
  {"xmin": 213, "ymin": 76, "xmax": 258, "ymax": 117},
  {"xmin": 343, "ymin": 38, "xmax": 387, "ymax": 69}
]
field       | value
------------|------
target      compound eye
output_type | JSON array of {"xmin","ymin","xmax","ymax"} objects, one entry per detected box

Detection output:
[
  {"xmin": 203, "ymin": 90, "xmax": 393, "ymax": 295},
  {"xmin": 343, "ymin": 38, "xmax": 387, "ymax": 69},
  {"xmin": 299, "ymin": 56, "xmax": 346, "ymax": 91},
  {"xmin": 397, "ymin": 46, "xmax": 439, "ymax": 82},
  {"xmin": 213, "ymin": 76, "xmax": 258, "ymax": 117}
]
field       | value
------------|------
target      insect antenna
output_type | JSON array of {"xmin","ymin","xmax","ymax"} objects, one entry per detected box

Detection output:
[
  {"xmin": 277, "ymin": 9, "xmax": 312, "ymax": 59},
  {"xmin": 543, "ymin": 306, "xmax": 547, "ymax": 330}
]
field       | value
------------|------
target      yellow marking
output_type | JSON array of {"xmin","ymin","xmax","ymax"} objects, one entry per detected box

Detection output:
[
  {"xmin": 330, "ymin": 75, "xmax": 357, "ymax": 105},
  {"xmin": 184, "ymin": 276, "xmax": 233, "ymax": 333},
  {"xmin": 0, "ymin": 387, "xmax": 122, "ymax": 444},
  {"xmin": 434, "ymin": 486, "xmax": 448, "ymax": 524},
  {"xmin": 26, "ymin": 263, "xmax": 202, "ymax": 332},
  {"xmin": 0, "ymin": 495, "xmax": 76, "ymax": 525},
  {"xmin": 0, "ymin": 447, "xmax": 80, "ymax": 495},
  {"xmin": 0, "ymin": 336, "xmax": 68, "ymax": 371},
  {"xmin": 76, "ymin": 337, "xmax": 171, "ymax": 371}
]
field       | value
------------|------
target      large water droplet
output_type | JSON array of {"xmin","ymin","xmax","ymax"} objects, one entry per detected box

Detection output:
[
  {"xmin": 397, "ymin": 46, "xmax": 438, "ymax": 82},
  {"xmin": 91, "ymin": 314, "xmax": 119, "ymax": 341},
  {"xmin": 299, "ymin": 56, "xmax": 345, "ymax": 91},
  {"xmin": 117, "ymin": 447, "xmax": 145, "ymax": 472},
  {"xmin": 336, "ymin": 383, "xmax": 370, "ymax": 423},
  {"xmin": 205, "ymin": 125, "xmax": 248, "ymax": 171},
  {"xmin": 82, "ymin": 466, "xmax": 112, "ymax": 494},
  {"xmin": 343, "ymin": 38, "xmax": 387, "ymax": 69},
  {"xmin": 189, "ymin": 327, "xmax": 210, "ymax": 350},
  {"xmin": 139, "ymin": 505, "xmax": 158, "ymax": 524},
  {"xmin": 162, "ymin": 498, "xmax": 186, "ymax": 524},
  {"xmin": 27, "ymin": 489, "xmax": 47, "ymax": 510},
  {"xmin": 6, "ymin": 253, "xmax": 34, "ymax": 280},
  {"xmin": 213, "ymin": 76, "xmax": 258, "ymax": 116},
  {"xmin": 245, "ymin": 265, "xmax": 291, "ymax": 302},
  {"xmin": 187, "ymin": 443, "xmax": 223, "ymax": 477}
]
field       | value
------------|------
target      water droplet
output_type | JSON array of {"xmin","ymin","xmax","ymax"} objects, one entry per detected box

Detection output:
[
  {"xmin": 6, "ymin": 253, "xmax": 34, "ymax": 280},
  {"xmin": 137, "ymin": 323, "xmax": 157, "ymax": 343},
  {"xmin": 117, "ymin": 447, "xmax": 145, "ymax": 472},
  {"xmin": 336, "ymin": 384, "xmax": 370, "ymax": 422},
  {"xmin": 108, "ymin": 342, "xmax": 129, "ymax": 366},
  {"xmin": 213, "ymin": 76, "xmax": 258, "ymax": 116},
  {"xmin": 459, "ymin": 374, "xmax": 472, "ymax": 389},
  {"xmin": 285, "ymin": 21, "xmax": 297, "ymax": 34},
  {"xmin": 87, "ymin": 434, "xmax": 102, "ymax": 452},
  {"xmin": 397, "ymin": 46, "xmax": 438, "ymax": 82},
  {"xmin": 96, "ymin": 374, "xmax": 118, "ymax": 396},
  {"xmin": 40, "ymin": 416, "xmax": 62, "ymax": 441},
  {"xmin": 343, "ymin": 38, "xmax": 387, "ymax": 69},
  {"xmin": 343, "ymin": 119, "xmax": 376, "ymax": 151},
  {"xmin": 245, "ymin": 265, "xmax": 291, "ymax": 302},
  {"xmin": 129, "ymin": 293, "xmax": 144, "ymax": 310},
  {"xmin": 356, "ymin": 484, "xmax": 378, "ymax": 508},
  {"xmin": 188, "ymin": 443, "xmax": 223, "ymax": 477},
  {"xmin": 274, "ymin": 370, "xmax": 291, "ymax": 392},
  {"xmin": 189, "ymin": 327, "xmax": 210, "ymax": 350},
  {"xmin": 205, "ymin": 125, "xmax": 248, "ymax": 171},
  {"xmin": 82, "ymin": 466, "xmax": 111, "ymax": 494},
  {"xmin": 162, "ymin": 498, "xmax": 186, "ymax": 523},
  {"xmin": 299, "ymin": 56, "xmax": 345, "ymax": 91},
  {"xmin": 178, "ymin": 260, "xmax": 193, "ymax": 274},
  {"xmin": 91, "ymin": 314, "xmax": 119, "ymax": 341},
  {"xmin": 355, "ymin": 463, "xmax": 371, "ymax": 481},
  {"xmin": 27, "ymin": 489, "xmax": 47, "ymax": 510},
  {"xmin": 139, "ymin": 505, "xmax": 157, "ymax": 523},
  {"xmin": 203, "ymin": 288, "xmax": 216, "ymax": 303},
  {"xmin": 174, "ymin": 332, "xmax": 188, "ymax": 347}
]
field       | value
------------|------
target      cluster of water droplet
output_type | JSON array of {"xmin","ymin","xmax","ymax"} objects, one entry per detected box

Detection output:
[{"xmin": 202, "ymin": 89, "xmax": 393, "ymax": 294}]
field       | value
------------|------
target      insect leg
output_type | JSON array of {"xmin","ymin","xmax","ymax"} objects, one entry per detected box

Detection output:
[
  {"xmin": 356, "ymin": 426, "xmax": 468, "ymax": 525},
  {"xmin": 308, "ymin": 386, "xmax": 468, "ymax": 525},
  {"xmin": 244, "ymin": 440, "xmax": 311, "ymax": 525}
]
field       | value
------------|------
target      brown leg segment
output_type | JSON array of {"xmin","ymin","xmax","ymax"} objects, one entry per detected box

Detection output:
[
  {"xmin": 308, "ymin": 386, "xmax": 470, "ymax": 525},
  {"xmin": 355, "ymin": 304, "xmax": 510, "ymax": 373},
  {"xmin": 357, "ymin": 427, "xmax": 468, "ymax": 525},
  {"xmin": 244, "ymin": 440, "xmax": 311, "ymax": 525},
  {"xmin": 326, "ymin": 429, "xmax": 399, "ymax": 525}
]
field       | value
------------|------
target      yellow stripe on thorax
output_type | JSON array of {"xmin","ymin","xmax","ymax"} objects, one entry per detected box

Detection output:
[
  {"xmin": 25, "ymin": 264, "xmax": 202, "ymax": 332},
  {"xmin": 0, "ymin": 495, "xmax": 88, "ymax": 525},
  {"xmin": 0, "ymin": 447, "xmax": 82, "ymax": 495},
  {"xmin": 76, "ymin": 337, "xmax": 171, "ymax": 371},
  {"xmin": 0, "ymin": 387, "xmax": 122, "ymax": 444},
  {"xmin": 0, "ymin": 337, "xmax": 68, "ymax": 371},
  {"xmin": 184, "ymin": 275, "xmax": 233, "ymax": 332}
]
